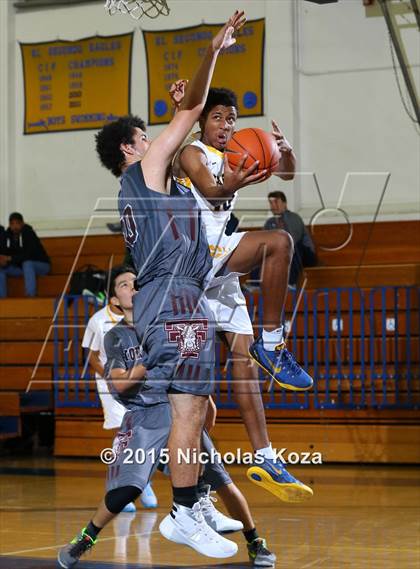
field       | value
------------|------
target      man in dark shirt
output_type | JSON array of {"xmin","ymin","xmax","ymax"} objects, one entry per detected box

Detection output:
[
  {"xmin": 0, "ymin": 225, "xmax": 5, "ymax": 250},
  {"xmin": 0, "ymin": 212, "xmax": 50, "ymax": 297},
  {"xmin": 264, "ymin": 192, "xmax": 317, "ymax": 286}
]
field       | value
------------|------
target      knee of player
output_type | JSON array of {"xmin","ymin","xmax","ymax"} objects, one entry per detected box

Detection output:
[
  {"xmin": 270, "ymin": 229, "xmax": 294, "ymax": 258},
  {"xmin": 170, "ymin": 393, "xmax": 208, "ymax": 424},
  {"xmin": 105, "ymin": 486, "xmax": 141, "ymax": 514}
]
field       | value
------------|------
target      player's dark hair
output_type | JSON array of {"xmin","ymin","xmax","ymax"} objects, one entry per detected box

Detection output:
[
  {"xmin": 109, "ymin": 264, "xmax": 137, "ymax": 298},
  {"xmin": 95, "ymin": 116, "xmax": 146, "ymax": 178},
  {"xmin": 202, "ymin": 88, "xmax": 238, "ymax": 118},
  {"xmin": 9, "ymin": 212, "xmax": 24, "ymax": 223},
  {"xmin": 268, "ymin": 191, "xmax": 287, "ymax": 203}
]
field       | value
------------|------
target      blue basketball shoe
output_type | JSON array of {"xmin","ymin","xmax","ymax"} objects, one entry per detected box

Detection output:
[
  {"xmin": 247, "ymin": 457, "xmax": 313, "ymax": 503},
  {"xmin": 249, "ymin": 337, "xmax": 313, "ymax": 391},
  {"xmin": 140, "ymin": 482, "xmax": 158, "ymax": 509}
]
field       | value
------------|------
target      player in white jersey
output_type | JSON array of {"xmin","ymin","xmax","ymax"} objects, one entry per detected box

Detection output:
[
  {"xmin": 173, "ymin": 86, "xmax": 314, "ymax": 503},
  {"xmin": 82, "ymin": 266, "xmax": 157, "ymax": 510},
  {"xmin": 176, "ymin": 137, "xmax": 244, "ymax": 283},
  {"xmin": 82, "ymin": 304, "xmax": 125, "ymax": 428}
]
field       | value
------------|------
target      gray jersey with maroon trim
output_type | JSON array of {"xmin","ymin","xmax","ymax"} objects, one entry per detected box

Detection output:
[
  {"xmin": 118, "ymin": 162, "xmax": 212, "ymax": 288},
  {"xmin": 104, "ymin": 320, "xmax": 168, "ymax": 410}
]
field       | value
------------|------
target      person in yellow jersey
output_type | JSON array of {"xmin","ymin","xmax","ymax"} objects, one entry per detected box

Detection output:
[{"xmin": 172, "ymin": 84, "xmax": 314, "ymax": 504}]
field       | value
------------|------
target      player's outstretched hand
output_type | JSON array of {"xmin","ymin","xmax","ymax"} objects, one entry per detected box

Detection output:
[
  {"xmin": 169, "ymin": 79, "xmax": 189, "ymax": 110},
  {"xmin": 271, "ymin": 119, "xmax": 293, "ymax": 156},
  {"xmin": 212, "ymin": 10, "xmax": 246, "ymax": 53},
  {"xmin": 223, "ymin": 154, "xmax": 267, "ymax": 192}
]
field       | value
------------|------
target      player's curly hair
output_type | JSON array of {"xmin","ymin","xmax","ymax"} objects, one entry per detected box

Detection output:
[
  {"xmin": 202, "ymin": 87, "xmax": 238, "ymax": 118},
  {"xmin": 95, "ymin": 116, "xmax": 146, "ymax": 178}
]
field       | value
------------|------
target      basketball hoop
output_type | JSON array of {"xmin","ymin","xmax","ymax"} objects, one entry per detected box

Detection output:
[{"xmin": 104, "ymin": 0, "xmax": 170, "ymax": 20}]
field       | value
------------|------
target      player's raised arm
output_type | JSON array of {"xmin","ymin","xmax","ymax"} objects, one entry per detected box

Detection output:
[{"xmin": 141, "ymin": 10, "xmax": 246, "ymax": 193}]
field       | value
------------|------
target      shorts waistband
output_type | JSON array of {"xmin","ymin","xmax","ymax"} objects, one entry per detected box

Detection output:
[{"xmin": 136, "ymin": 276, "xmax": 203, "ymax": 290}]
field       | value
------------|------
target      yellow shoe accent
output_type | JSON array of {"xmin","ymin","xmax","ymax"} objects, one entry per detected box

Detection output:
[
  {"xmin": 248, "ymin": 350, "xmax": 313, "ymax": 392},
  {"xmin": 246, "ymin": 466, "xmax": 314, "ymax": 503}
]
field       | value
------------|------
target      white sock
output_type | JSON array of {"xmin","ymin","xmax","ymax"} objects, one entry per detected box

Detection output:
[
  {"xmin": 262, "ymin": 326, "xmax": 284, "ymax": 350},
  {"xmin": 255, "ymin": 443, "xmax": 277, "ymax": 460}
]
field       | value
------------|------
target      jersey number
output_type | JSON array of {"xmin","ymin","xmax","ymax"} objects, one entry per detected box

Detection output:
[{"xmin": 166, "ymin": 209, "xmax": 197, "ymax": 241}]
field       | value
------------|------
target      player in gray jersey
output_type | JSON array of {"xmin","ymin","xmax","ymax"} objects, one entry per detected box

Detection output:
[
  {"xmin": 58, "ymin": 266, "xmax": 276, "ymax": 568},
  {"xmin": 68, "ymin": 10, "xmax": 249, "ymax": 562}
]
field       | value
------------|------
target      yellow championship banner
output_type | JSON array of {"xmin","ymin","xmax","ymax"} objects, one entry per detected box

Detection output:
[
  {"xmin": 143, "ymin": 19, "xmax": 265, "ymax": 125},
  {"xmin": 20, "ymin": 33, "xmax": 133, "ymax": 134}
]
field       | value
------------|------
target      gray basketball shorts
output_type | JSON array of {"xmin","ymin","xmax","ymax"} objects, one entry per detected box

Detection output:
[
  {"xmin": 133, "ymin": 278, "xmax": 216, "ymax": 397},
  {"xmin": 106, "ymin": 404, "xmax": 171, "ymax": 493},
  {"xmin": 106, "ymin": 405, "xmax": 231, "ymax": 492}
]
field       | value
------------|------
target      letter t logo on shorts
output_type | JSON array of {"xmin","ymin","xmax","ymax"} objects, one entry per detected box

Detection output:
[{"xmin": 165, "ymin": 319, "xmax": 208, "ymax": 358}]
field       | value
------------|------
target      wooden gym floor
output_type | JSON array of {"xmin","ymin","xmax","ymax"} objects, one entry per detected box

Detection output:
[{"xmin": 0, "ymin": 458, "xmax": 419, "ymax": 569}]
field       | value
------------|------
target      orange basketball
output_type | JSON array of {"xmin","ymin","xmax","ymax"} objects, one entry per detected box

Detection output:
[{"xmin": 226, "ymin": 128, "xmax": 280, "ymax": 179}]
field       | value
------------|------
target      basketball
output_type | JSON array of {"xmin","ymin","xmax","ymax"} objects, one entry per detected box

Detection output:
[{"xmin": 226, "ymin": 128, "xmax": 280, "ymax": 178}]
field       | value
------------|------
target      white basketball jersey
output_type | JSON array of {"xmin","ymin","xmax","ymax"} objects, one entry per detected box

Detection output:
[
  {"xmin": 175, "ymin": 139, "xmax": 238, "ymax": 240},
  {"xmin": 82, "ymin": 305, "xmax": 126, "ymax": 429}
]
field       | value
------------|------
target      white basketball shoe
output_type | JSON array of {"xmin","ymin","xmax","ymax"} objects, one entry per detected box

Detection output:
[
  {"xmin": 199, "ymin": 485, "xmax": 243, "ymax": 533},
  {"xmin": 159, "ymin": 501, "xmax": 238, "ymax": 558}
]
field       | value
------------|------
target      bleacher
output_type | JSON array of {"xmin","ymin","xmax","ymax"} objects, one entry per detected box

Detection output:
[{"xmin": 0, "ymin": 220, "xmax": 419, "ymax": 462}]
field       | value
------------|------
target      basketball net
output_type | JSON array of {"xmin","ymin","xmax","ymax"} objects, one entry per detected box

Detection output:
[{"xmin": 104, "ymin": 0, "xmax": 170, "ymax": 20}]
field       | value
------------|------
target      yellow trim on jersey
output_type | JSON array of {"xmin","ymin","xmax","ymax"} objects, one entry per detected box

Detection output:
[
  {"xmin": 209, "ymin": 244, "xmax": 234, "ymax": 259},
  {"xmin": 106, "ymin": 305, "xmax": 120, "ymax": 324},
  {"xmin": 174, "ymin": 176, "xmax": 193, "ymax": 190},
  {"xmin": 203, "ymin": 143, "xmax": 224, "ymax": 159}
]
